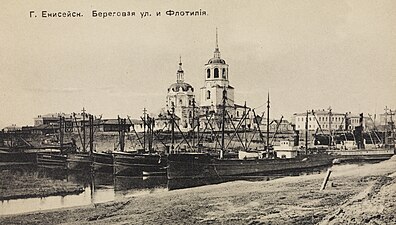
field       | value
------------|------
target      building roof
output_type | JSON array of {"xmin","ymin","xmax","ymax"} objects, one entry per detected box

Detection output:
[
  {"xmin": 168, "ymin": 82, "xmax": 194, "ymax": 92},
  {"xmin": 207, "ymin": 57, "xmax": 226, "ymax": 64},
  {"xmin": 294, "ymin": 110, "xmax": 345, "ymax": 116},
  {"xmin": 102, "ymin": 119, "xmax": 143, "ymax": 125}
]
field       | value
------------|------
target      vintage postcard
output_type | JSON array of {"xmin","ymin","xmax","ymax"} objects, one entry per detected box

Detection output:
[{"xmin": 1, "ymin": 1, "xmax": 395, "ymax": 224}]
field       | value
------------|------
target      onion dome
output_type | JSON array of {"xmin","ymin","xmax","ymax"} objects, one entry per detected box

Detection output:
[
  {"xmin": 208, "ymin": 57, "xmax": 226, "ymax": 64},
  {"xmin": 168, "ymin": 82, "xmax": 194, "ymax": 92}
]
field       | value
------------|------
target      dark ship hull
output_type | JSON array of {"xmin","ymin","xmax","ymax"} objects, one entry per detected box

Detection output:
[
  {"xmin": 113, "ymin": 152, "xmax": 167, "ymax": 177},
  {"xmin": 37, "ymin": 152, "xmax": 67, "ymax": 169},
  {"xmin": 66, "ymin": 153, "xmax": 92, "ymax": 171},
  {"xmin": 167, "ymin": 153, "xmax": 334, "ymax": 180},
  {"xmin": 92, "ymin": 152, "xmax": 114, "ymax": 173}
]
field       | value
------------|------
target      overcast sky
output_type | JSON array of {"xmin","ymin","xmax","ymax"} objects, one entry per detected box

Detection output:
[{"xmin": 1, "ymin": 0, "xmax": 395, "ymax": 128}]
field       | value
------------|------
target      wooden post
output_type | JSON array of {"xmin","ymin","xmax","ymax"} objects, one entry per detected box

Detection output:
[{"xmin": 321, "ymin": 169, "xmax": 332, "ymax": 190}]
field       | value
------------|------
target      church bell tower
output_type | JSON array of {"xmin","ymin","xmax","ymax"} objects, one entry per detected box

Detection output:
[{"xmin": 199, "ymin": 29, "xmax": 235, "ymax": 113}]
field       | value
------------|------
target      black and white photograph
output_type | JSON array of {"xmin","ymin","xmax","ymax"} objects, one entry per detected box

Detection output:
[{"xmin": 0, "ymin": 0, "xmax": 395, "ymax": 224}]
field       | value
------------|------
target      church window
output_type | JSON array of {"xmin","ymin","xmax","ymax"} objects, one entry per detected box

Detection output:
[
  {"xmin": 214, "ymin": 68, "xmax": 219, "ymax": 78},
  {"xmin": 222, "ymin": 68, "xmax": 226, "ymax": 78},
  {"xmin": 207, "ymin": 90, "xmax": 211, "ymax": 99},
  {"xmin": 179, "ymin": 99, "xmax": 183, "ymax": 105},
  {"xmin": 207, "ymin": 69, "xmax": 210, "ymax": 78}
]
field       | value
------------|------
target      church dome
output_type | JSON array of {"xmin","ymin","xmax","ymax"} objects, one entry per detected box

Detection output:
[
  {"xmin": 207, "ymin": 57, "xmax": 226, "ymax": 64},
  {"xmin": 168, "ymin": 82, "xmax": 194, "ymax": 92}
]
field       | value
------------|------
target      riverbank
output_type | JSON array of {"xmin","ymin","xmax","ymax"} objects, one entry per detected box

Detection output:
[
  {"xmin": 1, "ymin": 157, "xmax": 395, "ymax": 224},
  {"xmin": 0, "ymin": 170, "xmax": 84, "ymax": 201}
]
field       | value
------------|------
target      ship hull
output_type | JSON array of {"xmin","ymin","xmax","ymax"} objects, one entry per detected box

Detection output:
[
  {"xmin": 66, "ymin": 153, "xmax": 91, "ymax": 171},
  {"xmin": 330, "ymin": 148, "xmax": 394, "ymax": 162},
  {"xmin": 167, "ymin": 153, "xmax": 334, "ymax": 180},
  {"xmin": 0, "ymin": 152, "xmax": 37, "ymax": 169},
  {"xmin": 37, "ymin": 153, "xmax": 67, "ymax": 169},
  {"xmin": 113, "ymin": 152, "xmax": 167, "ymax": 177},
  {"xmin": 92, "ymin": 152, "xmax": 114, "ymax": 173}
]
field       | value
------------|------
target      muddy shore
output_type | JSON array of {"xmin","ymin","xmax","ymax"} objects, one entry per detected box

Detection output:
[
  {"xmin": 0, "ymin": 170, "xmax": 84, "ymax": 201},
  {"xmin": 1, "ymin": 157, "xmax": 396, "ymax": 224}
]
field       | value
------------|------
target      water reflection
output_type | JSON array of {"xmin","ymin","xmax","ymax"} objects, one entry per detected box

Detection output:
[
  {"xmin": 0, "ymin": 163, "xmax": 360, "ymax": 215},
  {"xmin": 0, "ymin": 169, "xmax": 168, "ymax": 215}
]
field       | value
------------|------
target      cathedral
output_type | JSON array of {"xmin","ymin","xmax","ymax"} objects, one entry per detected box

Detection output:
[{"xmin": 158, "ymin": 31, "xmax": 249, "ymax": 132}]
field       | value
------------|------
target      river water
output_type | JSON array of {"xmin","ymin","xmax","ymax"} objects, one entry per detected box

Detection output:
[
  {"xmin": 1, "ymin": 163, "xmax": 366, "ymax": 216},
  {"xmin": 0, "ymin": 169, "xmax": 168, "ymax": 215}
]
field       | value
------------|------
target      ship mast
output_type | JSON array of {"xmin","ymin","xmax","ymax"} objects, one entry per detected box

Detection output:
[
  {"xmin": 220, "ymin": 88, "xmax": 226, "ymax": 159},
  {"xmin": 89, "ymin": 115, "xmax": 94, "ymax": 154},
  {"xmin": 328, "ymin": 107, "xmax": 332, "ymax": 150},
  {"xmin": 305, "ymin": 111, "xmax": 309, "ymax": 155},
  {"xmin": 266, "ymin": 92, "xmax": 270, "ymax": 153},
  {"xmin": 59, "ymin": 116, "xmax": 64, "ymax": 154},
  {"xmin": 143, "ymin": 108, "xmax": 147, "ymax": 151},
  {"xmin": 390, "ymin": 109, "xmax": 395, "ymax": 147},
  {"xmin": 82, "ymin": 107, "xmax": 86, "ymax": 152},
  {"xmin": 171, "ymin": 102, "xmax": 175, "ymax": 154},
  {"xmin": 117, "ymin": 116, "xmax": 125, "ymax": 152},
  {"xmin": 243, "ymin": 101, "xmax": 247, "ymax": 150},
  {"xmin": 191, "ymin": 98, "xmax": 196, "ymax": 149}
]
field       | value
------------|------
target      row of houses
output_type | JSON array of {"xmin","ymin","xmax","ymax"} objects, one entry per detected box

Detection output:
[
  {"xmin": 292, "ymin": 109, "xmax": 394, "ymax": 133},
  {"xmin": 3, "ymin": 108, "xmax": 393, "ymax": 137}
]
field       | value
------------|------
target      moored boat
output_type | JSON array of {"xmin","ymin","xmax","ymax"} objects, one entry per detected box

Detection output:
[
  {"xmin": 37, "ymin": 152, "xmax": 67, "ymax": 169},
  {"xmin": 92, "ymin": 151, "xmax": 114, "ymax": 173},
  {"xmin": 167, "ymin": 152, "xmax": 333, "ymax": 180},
  {"xmin": 66, "ymin": 153, "xmax": 91, "ymax": 171},
  {"xmin": 329, "ymin": 144, "xmax": 394, "ymax": 163},
  {"xmin": 0, "ymin": 151, "xmax": 37, "ymax": 168},
  {"xmin": 113, "ymin": 151, "xmax": 167, "ymax": 176}
]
